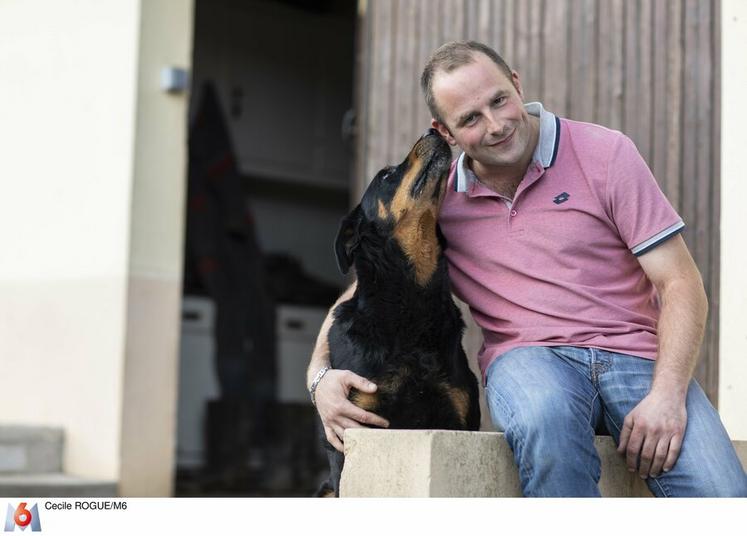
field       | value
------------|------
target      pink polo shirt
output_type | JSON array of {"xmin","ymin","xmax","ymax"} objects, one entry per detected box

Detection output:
[{"xmin": 439, "ymin": 102, "xmax": 684, "ymax": 380}]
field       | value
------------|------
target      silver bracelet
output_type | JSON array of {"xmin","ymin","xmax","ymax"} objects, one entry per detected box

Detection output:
[{"xmin": 309, "ymin": 366, "xmax": 330, "ymax": 407}]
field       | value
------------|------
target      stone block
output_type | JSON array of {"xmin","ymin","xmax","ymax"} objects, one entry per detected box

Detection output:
[
  {"xmin": 0, "ymin": 426, "xmax": 63, "ymax": 474},
  {"xmin": 340, "ymin": 429, "xmax": 746, "ymax": 497}
]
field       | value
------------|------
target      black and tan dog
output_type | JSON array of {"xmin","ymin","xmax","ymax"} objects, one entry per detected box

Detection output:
[{"xmin": 316, "ymin": 129, "xmax": 481, "ymax": 497}]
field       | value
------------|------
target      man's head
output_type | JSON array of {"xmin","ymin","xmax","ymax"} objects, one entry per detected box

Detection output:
[
  {"xmin": 421, "ymin": 41, "xmax": 514, "ymax": 125},
  {"xmin": 420, "ymin": 41, "xmax": 536, "ymax": 174}
]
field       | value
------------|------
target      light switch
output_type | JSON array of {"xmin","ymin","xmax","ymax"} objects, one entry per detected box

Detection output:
[{"xmin": 160, "ymin": 67, "xmax": 190, "ymax": 93}]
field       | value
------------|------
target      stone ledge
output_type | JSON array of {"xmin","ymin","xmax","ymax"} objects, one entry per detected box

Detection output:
[
  {"xmin": 340, "ymin": 429, "xmax": 747, "ymax": 497},
  {"xmin": 0, "ymin": 425, "xmax": 63, "ymax": 474},
  {"xmin": 0, "ymin": 473, "xmax": 117, "ymax": 497}
]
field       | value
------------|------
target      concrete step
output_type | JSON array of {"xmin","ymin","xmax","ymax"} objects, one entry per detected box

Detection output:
[
  {"xmin": 0, "ymin": 426, "xmax": 63, "ymax": 474},
  {"xmin": 340, "ymin": 429, "xmax": 747, "ymax": 497},
  {"xmin": 0, "ymin": 473, "xmax": 117, "ymax": 497}
]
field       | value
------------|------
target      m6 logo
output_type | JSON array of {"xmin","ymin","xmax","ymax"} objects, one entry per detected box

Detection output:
[{"xmin": 4, "ymin": 503, "xmax": 41, "ymax": 532}]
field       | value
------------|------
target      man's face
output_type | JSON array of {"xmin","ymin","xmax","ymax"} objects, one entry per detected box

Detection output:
[{"xmin": 430, "ymin": 53, "xmax": 533, "ymax": 173}]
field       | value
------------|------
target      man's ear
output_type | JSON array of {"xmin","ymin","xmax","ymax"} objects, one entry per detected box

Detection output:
[
  {"xmin": 431, "ymin": 118, "xmax": 457, "ymax": 146},
  {"xmin": 510, "ymin": 70, "xmax": 524, "ymax": 100},
  {"xmin": 334, "ymin": 204, "xmax": 363, "ymax": 274}
]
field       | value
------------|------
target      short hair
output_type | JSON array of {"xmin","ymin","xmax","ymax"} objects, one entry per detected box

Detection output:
[{"xmin": 420, "ymin": 41, "xmax": 513, "ymax": 125}]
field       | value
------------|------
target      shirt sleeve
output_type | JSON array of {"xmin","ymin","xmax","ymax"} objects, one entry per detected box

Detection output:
[{"xmin": 606, "ymin": 134, "xmax": 685, "ymax": 256}]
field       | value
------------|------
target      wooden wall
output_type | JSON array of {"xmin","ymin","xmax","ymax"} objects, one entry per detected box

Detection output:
[{"xmin": 354, "ymin": 0, "xmax": 721, "ymax": 403}]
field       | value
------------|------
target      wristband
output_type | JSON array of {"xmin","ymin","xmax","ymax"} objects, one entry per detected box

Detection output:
[{"xmin": 309, "ymin": 366, "xmax": 330, "ymax": 407}]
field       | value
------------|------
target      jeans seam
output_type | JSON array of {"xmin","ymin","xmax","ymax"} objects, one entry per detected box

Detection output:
[
  {"xmin": 486, "ymin": 383, "xmax": 514, "ymax": 426},
  {"xmin": 586, "ymin": 391, "xmax": 602, "ymax": 483},
  {"xmin": 649, "ymin": 476, "xmax": 670, "ymax": 498},
  {"xmin": 486, "ymin": 383, "xmax": 534, "ymax": 487},
  {"xmin": 588, "ymin": 391, "xmax": 599, "ymax": 430}
]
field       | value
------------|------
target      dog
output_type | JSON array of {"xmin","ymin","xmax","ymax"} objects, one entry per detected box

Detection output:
[{"xmin": 316, "ymin": 129, "xmax": 481, "ymax": 497}]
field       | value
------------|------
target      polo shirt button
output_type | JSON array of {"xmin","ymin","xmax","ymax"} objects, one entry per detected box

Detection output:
[{"xmin": 510, "ymin": 209, "xmax": 517, "ymax": 217}]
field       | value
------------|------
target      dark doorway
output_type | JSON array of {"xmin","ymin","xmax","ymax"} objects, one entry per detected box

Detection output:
[{"xmin": 177, "ymin": 0, "xmax": 356, "ymax": 497}]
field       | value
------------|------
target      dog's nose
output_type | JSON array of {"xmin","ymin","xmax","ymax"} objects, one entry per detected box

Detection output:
[{"xmin": 420, "ymin": 127, "xmax": 440, "ymax": 139}]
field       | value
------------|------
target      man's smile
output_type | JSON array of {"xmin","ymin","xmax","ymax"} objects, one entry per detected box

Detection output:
[{"xmin": 486, "ymin": 128, "xmax": 515, "ymax": 147}]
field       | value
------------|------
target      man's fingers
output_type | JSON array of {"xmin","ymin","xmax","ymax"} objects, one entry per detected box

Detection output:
[
  {"xmin": 325, "ymin": 426, "xmax": 344, "ymax": 452},
  {"xmin": 338, "ymin": 399, "xmax": 390, "ymax": 428},
  {"xmin": 649, "ymin": 436, "xmax": 670, "ymax": 477},
  {"xmin": 617, "ymin": 416, "xmax": 633, "ymax": 455},
  {"xmin": 332, "ymin": 426, "xmax": 346, "ymax": 449},
  {"xmin": 662, "ymin": 434, "xmax": 683, "ymax": 473},
  {"xmin": 337, "ymin": 416, "xmax": 364, "ymax": 431},
  {"xmin": 637, "ymin": 435, "xmax": 657, "ymax": 479},
  {"xmin": 345, "ymin": 371, "xmax": 378, "ymax": 393},
  {"xmin": 338, "ymin": 374, "xmax": 390, "ymax": 428},
  {"xmin": 616, "ymin": 394, "xmax": 688, "ymax": 477},
  {"xmin": 337, "ymin": 399, "xmax": 389, "ymax": 428},
  {"xmin": 624, "ymin": 426, "xmax": 645, "ymax": 472},
  {"xmin": 353, "ymin": 407, "xmax": 390, "ymax": 428},
  {"xmin": 326, "ymin": 415, "xmax": 377, "ymax": 453}
]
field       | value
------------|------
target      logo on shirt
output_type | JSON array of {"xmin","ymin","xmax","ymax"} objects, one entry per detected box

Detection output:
[{"xmin": 553, "ymin": 192, "xmax": 570, "ymax": 205}]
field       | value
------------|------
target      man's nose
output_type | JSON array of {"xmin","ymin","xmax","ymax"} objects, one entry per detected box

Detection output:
[{"xmin": 485, "ymin": 111, "xmax": 504, "ymax": 136}]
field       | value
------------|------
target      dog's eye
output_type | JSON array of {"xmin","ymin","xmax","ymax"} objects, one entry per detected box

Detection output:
[{"xmin": 381, "ymin": 167, "xmax": 395, "ymax": 181}]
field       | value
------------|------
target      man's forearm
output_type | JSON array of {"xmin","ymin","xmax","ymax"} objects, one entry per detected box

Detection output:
[
  {"xmin": 650, "ymin": 275, "xmax": 709, "ymax": 397},
  {"xmin": 306, "ymin": 281, "xmax": 357, "ymax": 390}
]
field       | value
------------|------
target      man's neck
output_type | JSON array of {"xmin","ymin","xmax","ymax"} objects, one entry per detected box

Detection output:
[{"xmin": 470, "ymin": 114, "xmax": 540, "ymax": 197}]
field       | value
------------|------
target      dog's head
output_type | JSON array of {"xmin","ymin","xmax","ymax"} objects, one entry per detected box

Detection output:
[{"xmin": 335, "ymin": 129, "xmax": 452, "ymax": 286}]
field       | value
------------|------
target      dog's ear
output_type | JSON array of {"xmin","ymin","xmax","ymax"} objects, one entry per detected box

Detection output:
[{"xmin": 334, "ymin": 204, "xmax": 363, "ymax": 274}]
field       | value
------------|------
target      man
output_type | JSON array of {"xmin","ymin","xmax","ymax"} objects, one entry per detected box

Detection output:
[{"xmin": 306, "ymin": 41, "xmax": 747, "ymax": 497}]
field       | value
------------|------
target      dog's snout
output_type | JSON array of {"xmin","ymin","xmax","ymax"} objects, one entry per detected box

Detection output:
[{"xmin": 420, "ymin": 127, "xmax": 440, "ymax": 140}]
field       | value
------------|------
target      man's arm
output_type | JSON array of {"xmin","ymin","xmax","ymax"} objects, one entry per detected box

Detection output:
[
  {"xmin": 305, "ymin": 282, "xmax": 356, "ymax": 391},
  {"xmin": 306, "ymin": 280, "xmax": 389, "ymax": 453},
  {"xmin": 617, "ymin": 234, "xmax": 708, "ymax": 478}
]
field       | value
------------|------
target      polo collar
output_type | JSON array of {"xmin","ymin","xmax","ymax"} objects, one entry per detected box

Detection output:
[{"xmin": 455, "ymin": 101, "xmax": 560, "ymax": 193}]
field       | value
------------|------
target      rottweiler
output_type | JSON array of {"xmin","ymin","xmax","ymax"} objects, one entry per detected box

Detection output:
[{"xmin": 316, "ymin": 129, "xmax": 481, "ymax": 497}]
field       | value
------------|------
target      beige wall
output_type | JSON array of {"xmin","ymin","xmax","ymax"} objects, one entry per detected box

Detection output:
[
  {"xmin": 120, "ymin": 0, "xmax": 194, "ymax": 496},
  {"xmin": 0, "ymin": 0, "xmax": 139, "ymax": 483},
  {"xmin": 719, "ymin": 0, "xmax": 747, "ymax": 440},
  {"xmin": 0, "ymin": 0, "xmax": 193, "ymax": 494}
]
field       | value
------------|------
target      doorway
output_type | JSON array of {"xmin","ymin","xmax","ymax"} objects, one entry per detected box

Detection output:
[{"xmin": 176, "ymin": 0, "xmax": 356, "ymax": 497}]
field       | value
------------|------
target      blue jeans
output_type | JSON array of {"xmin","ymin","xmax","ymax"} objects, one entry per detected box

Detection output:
[{"xmin": 485, "ymin": 346, "xmax": 747, "ymax": 497}]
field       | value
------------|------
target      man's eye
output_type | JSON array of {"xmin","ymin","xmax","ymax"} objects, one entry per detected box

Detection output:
[
  {"xmin": 464, "ymin": 114, "xmax": 477, "ymax": 126},
  {"xmin": 492, "ymin": 96, "xmax": 506, "ymax": 106}
]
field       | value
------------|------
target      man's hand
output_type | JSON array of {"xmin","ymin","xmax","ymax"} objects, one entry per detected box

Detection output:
[
  {"xmin": 315, "ymin": 369, "xmax": 390, "ymax": 452},
  {"xmin": 617, "ymin": 389, "xmax": 687, "ymax": 479}
]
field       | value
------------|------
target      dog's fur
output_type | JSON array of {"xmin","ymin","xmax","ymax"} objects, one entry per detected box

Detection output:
[{"xmin": 316, "ymin": 130, "xmax": 481, "ymax": 497}]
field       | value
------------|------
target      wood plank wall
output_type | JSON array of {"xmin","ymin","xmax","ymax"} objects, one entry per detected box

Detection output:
[{"xmin": 354, "ymin": 0, "xmax": 721, "ymax": 404}]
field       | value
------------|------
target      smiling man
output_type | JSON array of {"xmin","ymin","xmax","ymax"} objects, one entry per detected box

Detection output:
[{"xmin": 306, "ymin": 41, "xmax": 747, "ymax": 497}]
